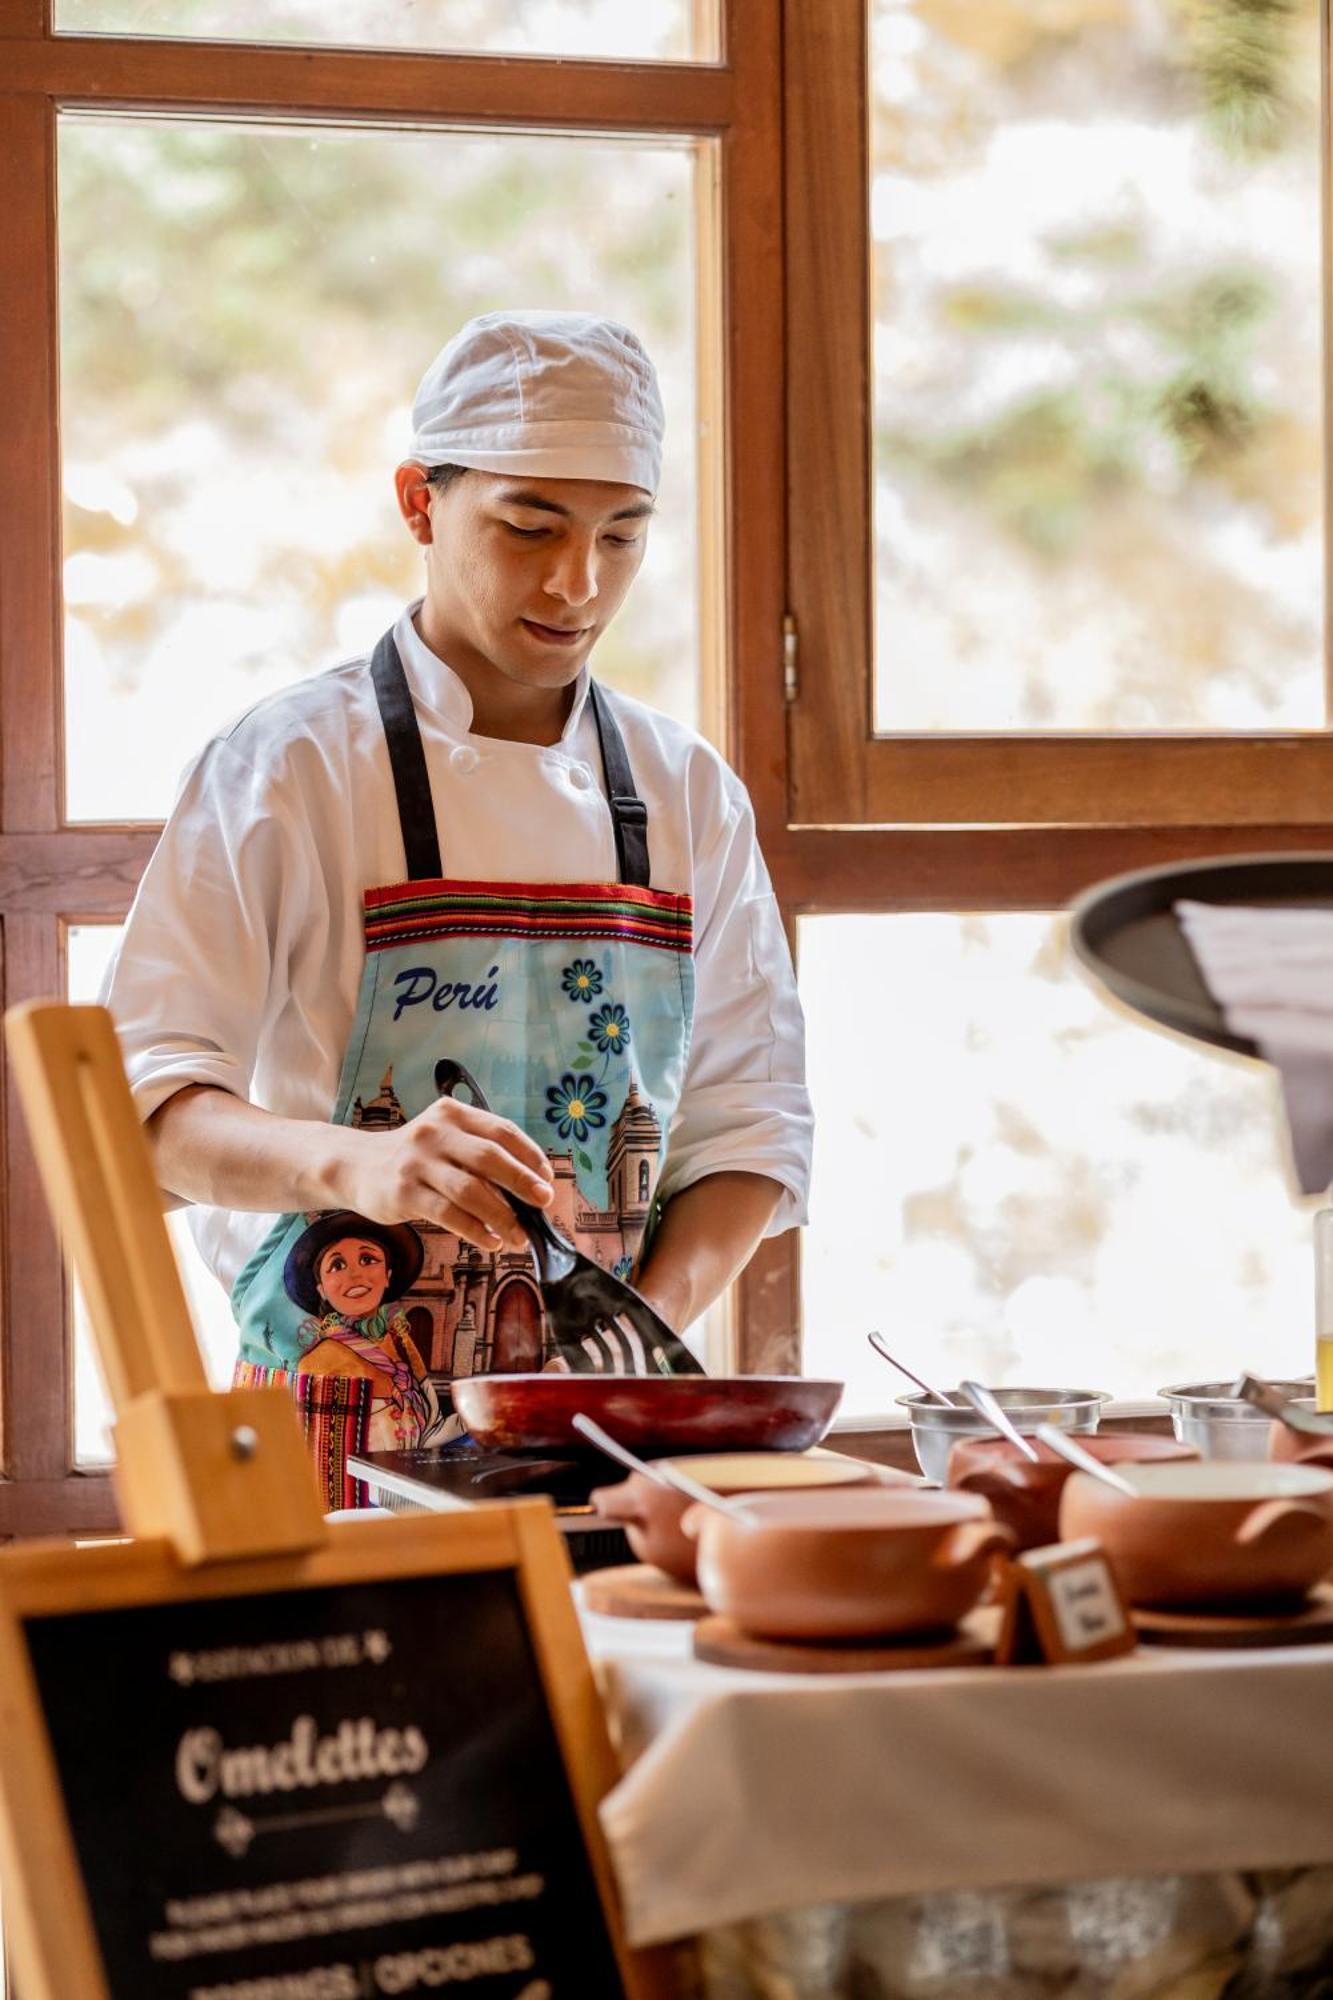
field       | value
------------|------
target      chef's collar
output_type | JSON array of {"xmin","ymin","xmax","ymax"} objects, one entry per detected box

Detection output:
[{"xmin": 393, "ymin": 603, "xmax": 592, "ymax": 744}]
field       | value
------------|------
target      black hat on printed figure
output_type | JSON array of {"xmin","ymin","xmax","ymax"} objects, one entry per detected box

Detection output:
[{"xmin": 283, "ymin": 1210, "xmax": 425, "ymax": 1316}]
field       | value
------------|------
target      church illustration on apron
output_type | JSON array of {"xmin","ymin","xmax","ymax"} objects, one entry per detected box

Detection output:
[{"xmin": 346, "ymin": 1060, "xmax": 664, "ymax": 1377}]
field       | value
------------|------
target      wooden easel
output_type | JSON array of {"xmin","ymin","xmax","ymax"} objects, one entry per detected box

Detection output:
[
  {"xmin": 0, "ymin": 1001, "xmax": 670, "ymax": 2000},
  {"xmin": 5, "ymin": 1000, "xmax": 324, "ymax": 1564}
]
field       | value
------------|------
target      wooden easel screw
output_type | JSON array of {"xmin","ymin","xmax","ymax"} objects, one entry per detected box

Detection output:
[{"xmin": 229, "ymin": 1426, "xmax": 260, "ymax": 1462}]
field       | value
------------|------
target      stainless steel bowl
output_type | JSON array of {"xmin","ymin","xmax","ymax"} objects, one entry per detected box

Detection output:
[
  {"xmin": 896, "ymin": 1388, "xmax": 1110, "ymax": 1485},
  {"xmin": 1158, "ymin": 1379, "xmax": 1316, "ymax": 1460}
]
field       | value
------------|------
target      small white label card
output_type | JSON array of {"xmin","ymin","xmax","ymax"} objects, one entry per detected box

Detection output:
[
  {"xmin": 996, "ymin": 1538, "xmax": 1136, "ymax": 1665},
  {"xmin": 1046, "ymin": 1550, "xmax": 1131, "ymax": 1652}
]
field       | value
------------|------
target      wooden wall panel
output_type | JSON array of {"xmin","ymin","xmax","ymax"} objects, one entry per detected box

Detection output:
[
  {"xmin": 721, "ymin": 0, "xmax": 799, "ymax": 1370},
  {"xmin": 0, "ymin": 833, "xmax": 153, "ymax": 914},
  {"xmin": 0, "ymin": 93, "xmax": 60, "ymax": 835},
  {"xmin": 845, "ymin": 736, "xmax": 1333, "ymax": 832},
  {"xmin": 0, "ymin": 917, "xmax": 68, "ymax": 1485},
  {"xmin": 0, "ymin": 1474, "xmax": 118, "ymax": 1537},
  {"xmin": 0, "ymin": 0, "xmax": 46, "ymax": 38},
  {"xmin": 783, "ymin": 0, "xmax": 872, "ymax": 826},
  {"xmin": 769, "ymin": 822, "xmax": 1333, "ymax": 915}
]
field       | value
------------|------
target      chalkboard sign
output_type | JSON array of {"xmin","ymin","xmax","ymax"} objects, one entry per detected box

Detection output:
[{"xmin": 0, "ymin": 1505, "xmax": 667, "ymax": 2000}]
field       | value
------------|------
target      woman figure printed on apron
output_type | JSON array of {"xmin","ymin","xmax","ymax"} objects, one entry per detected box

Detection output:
[{"xmin": 282, "ymin": 1211, "xmax": 434, "ymax": 1451}]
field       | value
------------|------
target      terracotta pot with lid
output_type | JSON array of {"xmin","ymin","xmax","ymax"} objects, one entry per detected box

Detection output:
[
  {"xmin": 1059, "ymin": 1460, "xmax": 1333, "ymax": 1607},
  {"xmin": 949, "ymin": 1432, "xmax": 1197, "ymax": 1552},
  {"xmin": 589, "ymin": 1451, "xmax": 879, "ymax": 1585},
  {"xmin": 683, "ymin": 1487, "xmax": 1012, "ymax": 1641}
]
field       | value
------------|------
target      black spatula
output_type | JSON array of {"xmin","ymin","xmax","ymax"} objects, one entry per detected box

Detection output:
[{"xmin": 433, "ymin": 1058, "xmax": 704, "ymax": 1375}]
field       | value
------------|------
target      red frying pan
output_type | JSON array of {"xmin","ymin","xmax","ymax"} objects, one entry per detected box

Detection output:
[{"xmin": 451, "ymin": 1372, "xmax": 843, "ymax": 1456}]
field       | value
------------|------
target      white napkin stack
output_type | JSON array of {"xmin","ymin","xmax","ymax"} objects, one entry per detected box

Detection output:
[{"xmin": 1175, "ymin": 898, "xmax": 1333, "ymax": 1195}]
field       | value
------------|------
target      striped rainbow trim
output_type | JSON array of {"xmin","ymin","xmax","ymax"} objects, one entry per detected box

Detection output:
[{"xmin": 364, "ymin": 877, "xmax": 694, "ymax": 955}]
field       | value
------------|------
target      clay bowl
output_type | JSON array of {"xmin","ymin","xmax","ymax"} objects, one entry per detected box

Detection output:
[
  {"xmin": 1267, "ymin": 1415, "xmax": 1333, "ymax": 1466},
  {"xmin": 452, "ymin": 1373, "xmax": 843, "ymax": 1455},
  {"xmin": 683, "ymin": 1487, "xmax": 1012, "ymax": 1642},
  {"xmin": 1060, "ymin": 1460, "xmax": 1333, "ymax": 1608},
  {"xmin": 948, "ymin": 1432, "xmax": 1198, "ymax": 1552},
  {"xmin": 590, "ymin": 1452, "xmax": 880, "ymax": 1584}
]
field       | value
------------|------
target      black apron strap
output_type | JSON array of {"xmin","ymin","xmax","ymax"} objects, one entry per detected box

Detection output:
[
  {"xmin": 370, "ymin": 631, "xmax": 651, "ymax": 891},
  {"xmin": 588, "ymin": 678, "xmax": 651, "ymax": 890},
  {"xmin": 370, "ymin": 630, "xmax": 443, "ymax": 882}
]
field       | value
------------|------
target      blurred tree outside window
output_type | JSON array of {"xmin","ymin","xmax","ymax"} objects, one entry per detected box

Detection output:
[
  {"xmin": 59, "ymin": 117, "xmax": 700, "ymax": 821},
  {"xmin": 801, "ymin": 913, "xmax": 1315, "ymax": 1419},
  {"xmin": 872, "ymin": 0, "xmax": 1324, "ymax": 731}
]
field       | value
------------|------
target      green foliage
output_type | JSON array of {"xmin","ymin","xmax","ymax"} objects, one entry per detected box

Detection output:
[
  {"xmin": 883, "ymin": 265, "xmax": 1279, "ymax": 558},
  {"xmin": 1184, "ymin": 0, "xmax": 1303, "ymax": 160}
]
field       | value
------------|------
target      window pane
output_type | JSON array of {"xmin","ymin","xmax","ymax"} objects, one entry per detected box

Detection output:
[
  {"xmin": 67, "ymin": 926, "xmax": 243, "ymax": 1466},
  {"xmin": 59, "ymin": 117, "xmax": 703, "ymax": 821},
  {"xmin": 800, "ymin": 913, "xmax": 1314, "ymax": 1420},
  {"xmin": 55, "ymin": 0, "xmax": 710, "ymax": 62},
  {"xmin": 872, "ymin": 0, "xmax": 1324, "ymax": 732}
]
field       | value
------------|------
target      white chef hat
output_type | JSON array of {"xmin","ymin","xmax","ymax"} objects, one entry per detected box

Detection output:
[{"xmin": 408, "ymin": 310, "xmax": 664, "ymax": 494}]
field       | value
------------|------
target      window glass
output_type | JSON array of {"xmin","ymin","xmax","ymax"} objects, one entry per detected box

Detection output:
[
  {"xmin": 871, "ymin": 0, "xmax": 1323, "ymax": 731},
  {"xmin": 67, "ymin": 926, "xmax": 242, "ymax": 1466},
  {"xmin": 55, "ymin": 0, "xmax": 709, "ymax": 62},
  {"xmin": 59, "ymin": 116, "xmax": 702, "ymax": 821},
  {"xmin": 800, "ymin": 912, "xmax": 1314, "ymax": 1420}
]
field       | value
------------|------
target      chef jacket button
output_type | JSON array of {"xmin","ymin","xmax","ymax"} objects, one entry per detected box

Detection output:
[
  {"xmin": 450, "ymin": 745, "xmax": 480, "ymax": 775},
  {"xmin": 568, "ymin": 764, "xmax": 593, "ymax": 791}
]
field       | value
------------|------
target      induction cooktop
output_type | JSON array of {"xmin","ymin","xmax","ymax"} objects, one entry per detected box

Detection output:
[{"xmin": 348, "ymin": 1440, "xmax": 633, "ymax": 1574}]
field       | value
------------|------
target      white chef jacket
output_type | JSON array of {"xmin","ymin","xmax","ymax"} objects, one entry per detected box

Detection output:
[{"xmin": 102, "ymin": 605, "xmax": 813, "ymax": 1296}]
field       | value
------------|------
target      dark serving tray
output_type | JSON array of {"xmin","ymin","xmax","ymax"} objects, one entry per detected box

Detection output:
[{"xmin": 1069, "ymin": 853, "xmax": 1333, "ymax": 1058}]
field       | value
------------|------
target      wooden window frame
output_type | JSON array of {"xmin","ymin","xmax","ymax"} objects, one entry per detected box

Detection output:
[{"xmin": 0, "ymin": 0, "xmax": 786, "ymax": 1532}]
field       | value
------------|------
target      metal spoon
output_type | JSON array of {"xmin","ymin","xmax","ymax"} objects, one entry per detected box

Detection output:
[
  {"xmin": 867, "ymin": 1331, "xmax": 954, "ymax": 1406},
  {"xmin": 958, "ymin": 1379, "xmax": 1042, "ymax": 1463},
  {"xmin": 1035, "ymin": 1422, "xmax": 1140, "ymax": 1498},
  {"xmin": 570, "ymin": 1412, "xmax": 757, "ymax": 1524},
  {"xmin": 1234, "ymin": 1372, "xmax": 1333, "ymax": 1438}
]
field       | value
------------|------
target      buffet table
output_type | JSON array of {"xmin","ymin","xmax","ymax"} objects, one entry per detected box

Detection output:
[{"xmin": 579, "ymin": 1602, "xmax": 1333, "ymax": 1998}]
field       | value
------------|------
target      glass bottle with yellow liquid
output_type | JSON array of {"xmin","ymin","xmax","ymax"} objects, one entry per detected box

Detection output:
[{"xmin": 1316, "ymin": 1210, "xmax": 1333, "ymax": 1412}]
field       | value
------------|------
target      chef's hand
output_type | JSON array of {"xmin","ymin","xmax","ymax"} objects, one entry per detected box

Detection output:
[
  {"xmin": 144, "ymin": 1084, "xmax": 554, "ymax": 1253},
  {"xmin": 337, "ymin": 1098, "xmax": 554, "ymax": 1254}
]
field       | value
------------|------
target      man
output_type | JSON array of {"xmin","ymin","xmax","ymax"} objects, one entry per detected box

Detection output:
[{"xmin": 104, "ymin": 310, "xmax": 813, "ymax": 1503}]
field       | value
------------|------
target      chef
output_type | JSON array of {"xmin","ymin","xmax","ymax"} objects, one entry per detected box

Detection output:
[{"xmin": 103, "ymin": 309, "xmax": 813, "ymax": 1506}]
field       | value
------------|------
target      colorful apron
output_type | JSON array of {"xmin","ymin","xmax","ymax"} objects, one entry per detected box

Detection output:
[{"xmin": 231, "ymin": 630, "xmax": 696, "ymax": 1507}]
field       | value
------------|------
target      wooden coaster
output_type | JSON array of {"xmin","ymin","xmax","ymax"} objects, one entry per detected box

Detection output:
[
  {"xmin": 692, "ymin": 1607, "xmax": 998, "ymax": 1674},
  {"xmin": 1134, "ymin": 1581, "xmax": 1333, "ymax": 1649},
  {"xmin": 581, "ymin": 1563, "xmax": 708, "ymax": 1622}
]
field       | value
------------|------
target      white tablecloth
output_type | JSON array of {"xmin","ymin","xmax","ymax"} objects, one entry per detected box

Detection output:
[{"xmin": 580, "ymin": 1604, "xmax": 1333, "ymax": 1951}]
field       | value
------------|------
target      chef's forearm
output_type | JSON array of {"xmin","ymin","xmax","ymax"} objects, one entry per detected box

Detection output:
[
  {"xmin": 634, "ymin": 1171, "xmax": 785, "ymax": 1332},
  {"xmin": 147, "ymin": 1084, "xmax": 361, "ymax": 1214}
]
